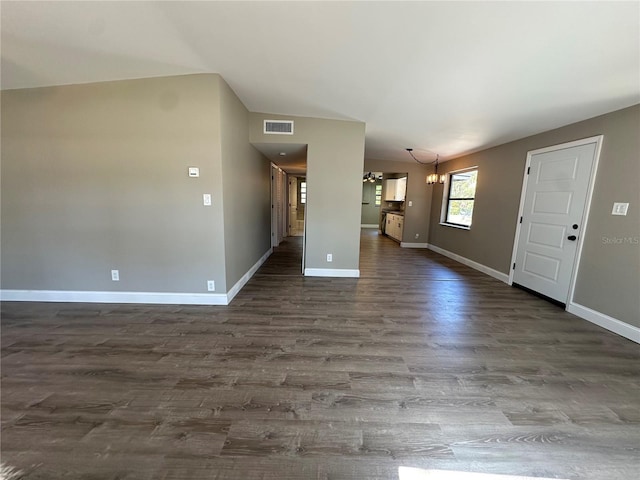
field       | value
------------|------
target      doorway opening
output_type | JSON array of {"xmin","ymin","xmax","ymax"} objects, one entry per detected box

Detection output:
[
  {"xmin": 361, "ymin": 172, "xmax": 408, "ymax": 244},
  {"xmin": 253, "ymin": 143, "xmax": 308, "ymax": 275},
  {"xmin": 289, "ymin": 176, "xmax": 306, "ymax": 237}
]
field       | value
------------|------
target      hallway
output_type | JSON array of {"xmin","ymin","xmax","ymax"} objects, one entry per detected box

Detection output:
[{"xmin": 1, "ymin": 231, "xmax": 638, "ymax": 479}]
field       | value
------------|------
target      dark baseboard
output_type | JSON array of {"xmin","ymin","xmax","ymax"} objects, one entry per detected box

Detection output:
[{"xmin": 512, "ymin": 282, "xmax": 566, "ymax": 309}]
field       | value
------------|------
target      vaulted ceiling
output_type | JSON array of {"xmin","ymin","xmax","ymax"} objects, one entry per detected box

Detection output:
[{"xmin": 2, "ymin": 1, "xmax": 639, "ymax": 163}]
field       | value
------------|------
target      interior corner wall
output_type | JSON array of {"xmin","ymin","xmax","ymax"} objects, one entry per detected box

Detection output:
[
  {"xmin": 218, "ymin": 78, "xmax": 272, "ymax": 289},
  {"xmin": 429, "ymin": 104, "xmax": 640, "ymax": 328},
  {"xmin": 364, "ymin": 159, "xmax": 431, "ymax": 243},
  {"xmin": 1, "ymin": 74, "xmax": 228, "ymax": 296},
  {"xmin": 249, "ymin": 113, "xmax": 366, "ymax": 274}
]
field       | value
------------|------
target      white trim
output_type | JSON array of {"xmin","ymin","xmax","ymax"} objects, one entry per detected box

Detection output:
[
  {"xmin": 567, "ymin": 302, "xmax": 640, "ymax": 344},
  {"xmin": 526, "ymin": 135, "xmax": 604, "ymax": 156},
  {"xmin": 439, "ymin": 222, "xmax": 471, "ymax": 230},
  {"xmin": 0, "ymin": 289, "xmax": 229, "ymax": 305},
  {"xmin": 400, "ymin": 242, "xmax": 430, "ymax": 249},
  {"xmin": 1, "ymin": 248, "xmax": 273, "ymax": 307},
  {"xmin": 428, "ymin": 244, "xmax": 510, "ymax": 283},
  {"xmin": 304, "ymin": 268, "xmax": 360, "ymax": 278},
  {"xmin": 566, "ymin": 136, "xmax": 603, "ymax": 304},
  {"xmin": 360, "ymin": 224, "xmax": 379, "ymax": 229},
  {"xmin": 439, "ymin": 176, "xmax": 450, "ymax": 224},
  {"xmin": 226, "ymin": 247, "xmax": 273, "ymax": 303},
  {"xmin": 440, "ymin": 165, "xmax": 479, "ymax": 225},
  {"xmin": 508, "ymin": 154, "xmax": 532, "ymax": 285}
]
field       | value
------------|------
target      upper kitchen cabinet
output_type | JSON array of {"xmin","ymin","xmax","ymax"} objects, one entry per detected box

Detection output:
[{"xmin": 384, "ymin": 177, "xmax": 407, "ymax": 201}]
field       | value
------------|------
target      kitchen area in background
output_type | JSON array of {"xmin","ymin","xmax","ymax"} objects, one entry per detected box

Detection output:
[{"xmin": 362, "ymin": 171, "xmax": 408, "ymax": 243}]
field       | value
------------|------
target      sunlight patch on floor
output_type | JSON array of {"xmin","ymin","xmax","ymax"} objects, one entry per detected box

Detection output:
[{"xmin": 398, "ymin": 467, "xmax": 567, "ymax": 480}]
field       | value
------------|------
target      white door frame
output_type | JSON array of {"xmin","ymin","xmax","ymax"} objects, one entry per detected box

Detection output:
[
  {"xmin": 302, "ymin": 176, "xmax": 307, "ymax": 274},
  {"xmin": 270, "ymin": 163, "xmax": 286, "ymax": 248},
  {"xmin": 270, "ymin": 164, "xmax": 277, "ymax": 247},
  {"xmin": 508, "ymin": 135, "xmax": 603, "ymax": 306},
  {"xmin": 288, "ymin": 176, "xmax": 297, "ymax": 236}
]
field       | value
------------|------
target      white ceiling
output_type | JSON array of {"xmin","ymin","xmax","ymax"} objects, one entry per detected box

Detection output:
[{"xmin": 2, "ymin": 1, "xmax": 639, "ymax": 163}]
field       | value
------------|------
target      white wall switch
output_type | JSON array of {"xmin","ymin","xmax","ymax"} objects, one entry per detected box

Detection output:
[
  {"xmin": 111, "ymin": 269, "xmax": 119, "ymax": 281},
  {"xmin": 188, "ymin": 167, "xmax": 200, "ymax": 177},
  {"xmin": 203, "ymin": 194, "xmax": 212, "ymax": 206},
  {"xmin": 326, "ymin": 253, "xmax": 332, "ymax": 262},
  {"xmin": 408, "ymin": 201, "xmax": 413, "ymax": 207},
  {"xmin": 612, "ymin": 202, "xmax": 629, "ymax": 216},
  {"xmin": 207, "ymin": 280, "xmax": 215, "ymax": 291}
]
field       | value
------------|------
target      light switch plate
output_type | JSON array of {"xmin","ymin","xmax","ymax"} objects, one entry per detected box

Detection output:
[
  {"xmin": 188, "ymin": 167, "xmax": 199, "ymax": 177},
  {"xmin": 203, "ymin": 194, "xmax": 212, "ymax": 206},
  {"xmin": 612, "ymin": 202, "xmax": 629, "ymax": 216}
]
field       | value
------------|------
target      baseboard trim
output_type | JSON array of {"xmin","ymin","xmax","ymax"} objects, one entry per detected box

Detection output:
[
  {"xmin": 400, "ymin": 242, "xmax": 430, "ymax": 249},
  {"xmin": 360, "ymin": 224, "xmax": 379, "ymax": 229},
  {"xmin": 0, "ymin": 289, "xmax": 229, "ymax": 305},
  {"xmin": 567, "ymin": 302, "xmax": 640, "ymax": 343},
  {"xmin": 0, "ymin": 248, "xmax": 274, "ymax": 307},
  {"xmin": 304, "ymin": 268, "xmax": 360, "ymax": 278},
  {"xmin": 427, "ymin": 244, "xmax": 510, "ymax": 283},
  {"xmin": 226, "ymin": 247, "xmax": 273, "ymax": 303}
]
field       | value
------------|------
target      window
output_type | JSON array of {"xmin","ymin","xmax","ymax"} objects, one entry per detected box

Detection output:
[
  {"xmin": 374, "ymin": 184, "xmax": 382, "ymax": 206},
  {"xmin": 300, "ymin": 181, "xmax": 307, "ymax": 204},
  {"xmin": 444, "ymin": 168, "xmax": 477, "ymax": 228}
]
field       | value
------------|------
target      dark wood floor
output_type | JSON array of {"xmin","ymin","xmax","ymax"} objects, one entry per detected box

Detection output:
[{"xmin": 2, "ymin": 230, "xmax": 639, "ymax": 479}]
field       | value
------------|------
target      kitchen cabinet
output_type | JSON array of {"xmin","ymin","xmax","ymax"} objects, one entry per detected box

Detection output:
[
  {"xmin": 386, "ymin": 213, "xmax": 404, "ymax": 242},
  {"xmin": 384, "ymin": 177, "xmax": 407, "ymax": 201}
]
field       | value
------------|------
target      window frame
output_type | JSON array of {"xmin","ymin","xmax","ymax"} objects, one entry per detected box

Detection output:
[
  {"xmin": 300, "ymin": 181, "xmax": 307, "ymax": 204},
  {"xmin": 440, "ymin": 166, "xmax": 478, "ymax": 229}
]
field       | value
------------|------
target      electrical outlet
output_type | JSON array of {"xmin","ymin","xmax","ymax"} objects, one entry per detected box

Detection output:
[
  {"xmin": 111, "ymin": 269, "xmax": 119, "ymax": 281},
  {"xmin": 326, "ymin": 253, "xmax": 333, "ymax": 262},
  {"xmin": 207, "ymin": 280, "xmax": 215, "ymax": 291},
  {"xmin": 415, "ymin": 233, "xmax": 419, "ymax": 239},
  {"xmin": 203, "ymin": 194, "xmax": 212, "ymax": 206}
]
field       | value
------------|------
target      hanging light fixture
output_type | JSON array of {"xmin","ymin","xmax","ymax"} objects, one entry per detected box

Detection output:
[
  {"xmin": 406, "ymin": 148, "xmax": 446, "ymax": 185},
  {"xmin": 362, "ymin": 172, "xmax": 377, "ymax": 183},
  {"xmin": 426, "ymin": 155, "xmax": 446, "ymax": 185}
]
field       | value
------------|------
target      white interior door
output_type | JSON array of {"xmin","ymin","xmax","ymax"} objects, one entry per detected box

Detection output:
[
  {"xmin": 512, "ymin": 137, "xmax": 601, "ymax": 304},
  {"xmin": 271, "ymin": 165, "xmax": 278, "ymax": 247},
  {"xmin": 271, "ymin": 164, "xmax": 287, "ymax": 247},
  {"xmin": 289, "ymin": 177, "xmax": 298, "ymax": 236}
]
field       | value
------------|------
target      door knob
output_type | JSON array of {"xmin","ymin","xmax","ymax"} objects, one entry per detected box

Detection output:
[{"xmin": 567, "ymin": 235, "xmax": 577, "ymax": 241}]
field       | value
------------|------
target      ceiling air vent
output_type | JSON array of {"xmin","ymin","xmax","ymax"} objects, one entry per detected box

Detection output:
[{"xmin": 264, "ymin": 120, "xmax": 294, "ymax": 135}]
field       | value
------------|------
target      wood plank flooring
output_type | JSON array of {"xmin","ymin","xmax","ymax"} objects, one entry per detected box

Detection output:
[{"xmin": 1, "ymin": 229, "xmax": 639, "ymax": 479}]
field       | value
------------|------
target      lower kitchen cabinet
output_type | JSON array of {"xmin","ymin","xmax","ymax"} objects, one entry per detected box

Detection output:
[{"xmin": 386, "ymin": 213, "xmax": 404, "ymax": 242}]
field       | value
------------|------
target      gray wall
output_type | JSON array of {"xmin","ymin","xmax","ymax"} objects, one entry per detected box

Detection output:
[
  {"xmin": 219, "ymin": 78, "xmax": 272, "ymax": 289},
  {"xmin": 1, "ymin": 74, "xmax": 229, "ymax": 293},
  {"xmin": 250, "ymin": 113, "xmax": 366, "ymax": 272},
  {"xmin": 429, "ymin": 105, "xmax": 640, "ymax": 327},
  {"xmin": 365, "ymin": 159, "xmax": 431, "ymax": 243}
]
